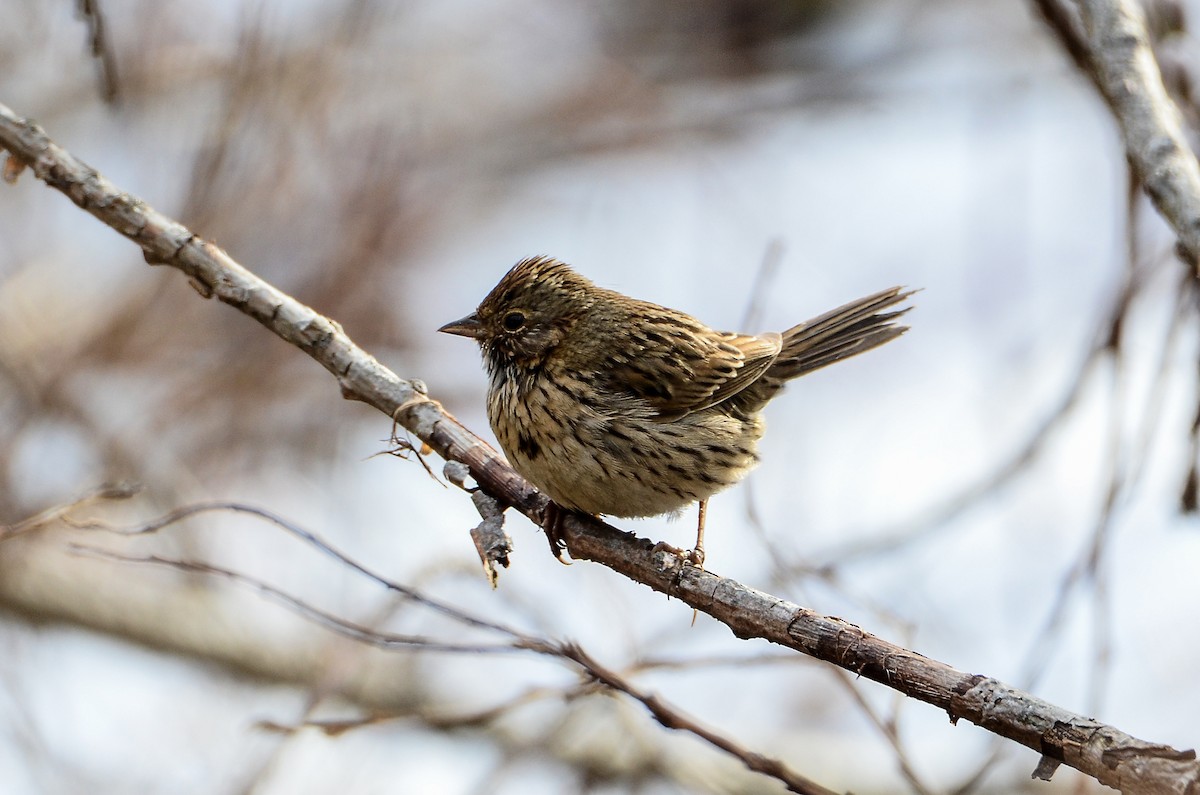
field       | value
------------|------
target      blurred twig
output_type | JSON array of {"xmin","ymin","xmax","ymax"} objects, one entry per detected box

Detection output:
[
  {"xmin": 75, "ymin": 0, "xmax": 121, "ymax": 103},
  {"xmin": 830, "ymin": 668, "xmax": 934, "ymax": 795},
  {"xmin": 70, "ymin": 500, "xmax": 524, "ymax": 635},
  {"xmin": 0, "ymin": 482, "xmax": 138, "ymax": 542},
  {"xmin": 73, "ymin": 503, "xmax": 837, "ymax": 795}
]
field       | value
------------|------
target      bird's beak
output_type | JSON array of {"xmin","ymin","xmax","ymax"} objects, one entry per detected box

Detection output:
[{"xmin": 438, "ymin": 312, "xmax": 484, "ymax": 339}]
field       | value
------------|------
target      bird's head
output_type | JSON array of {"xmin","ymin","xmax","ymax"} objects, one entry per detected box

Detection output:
[{"xmin": 439, "ymin": 256, "xmax": 597, "ymax": 371}]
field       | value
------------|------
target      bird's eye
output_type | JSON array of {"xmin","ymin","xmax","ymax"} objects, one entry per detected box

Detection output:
[{"xmin": 502, "ymin": 311, "xmax": 526, "ymax": 332}]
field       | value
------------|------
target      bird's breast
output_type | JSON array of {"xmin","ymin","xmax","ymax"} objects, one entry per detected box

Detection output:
[{"xmin": 486, "ymin": 369, "xmax": 764, "ymax": 518}]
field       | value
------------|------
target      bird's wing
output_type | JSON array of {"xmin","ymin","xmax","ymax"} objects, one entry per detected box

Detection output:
[{"xmin": 605, "ymin": 319, "xmax": 782, "ymax": 421}]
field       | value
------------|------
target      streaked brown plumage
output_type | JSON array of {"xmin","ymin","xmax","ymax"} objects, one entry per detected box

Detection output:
[{"xmin": 440, "ymin": 256, "xmax": 912, "ymax": 563}]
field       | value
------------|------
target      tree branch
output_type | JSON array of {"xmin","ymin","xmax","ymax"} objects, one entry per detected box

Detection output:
[
  {"xmin": 1, "ymin": 101, "xmax": 1196, "ymax": 792},
  {"xmin": 75, "ymin": 526, "xmax": 839, "ymax": 795},
  {"xmin": 1036, "ymin": 0, "xmax": 1200, "ymax": 269}
]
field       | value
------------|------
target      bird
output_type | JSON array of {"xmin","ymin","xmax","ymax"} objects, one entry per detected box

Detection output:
[{"xmin": 440, "ymin": 255, "xmax": 912, "ymax": 565}]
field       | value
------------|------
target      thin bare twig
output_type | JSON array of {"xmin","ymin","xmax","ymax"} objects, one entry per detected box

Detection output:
[
  {"xmin": 830, "ymin": 668, "xmax": 935, "ymax": 795},
  {"xmin": 546, "ymin": 641, "xmax": 841, "ymax": 795},
  {"xmin": 75, "ymin": 0, "xmax": 121, "ymax": 103},
  {"xmin": 70, "ymin": 500, "xmax": 521, "ymax": 636},
  {"xmin": 72, "ymin": 519, "xmax": 834, "ymax": 795},
  {"xmin": 72, "ymin": 545, "xmax": 524, "ymax": 656},
  {"xmin": 0, "ymin": 482, "xmax": 139, "ymax": 541},
  {"xmin": 810, "ymin": 291, "xmax": 1114, "ymax": 568}
]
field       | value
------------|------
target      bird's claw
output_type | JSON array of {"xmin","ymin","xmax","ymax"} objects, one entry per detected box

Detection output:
[
  {"xmin": 650, "ymin": 541, "xmax": 705, "ymax": 569},
  {"xmin": 540, "ymin": 501, "xmax": 571, "ymax": 564}
]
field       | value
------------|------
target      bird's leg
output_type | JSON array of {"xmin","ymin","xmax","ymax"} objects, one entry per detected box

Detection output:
[
  {"xmin": 687, "ymin": 500, "xmax": 707, "ymax": 567},
  {"xmin": 648, "ymin": 501, "xmax": 707, "ymax": 567},
  {"xmin": 539, "ymin": 501, "xmax": 572, "ymax": 565}
]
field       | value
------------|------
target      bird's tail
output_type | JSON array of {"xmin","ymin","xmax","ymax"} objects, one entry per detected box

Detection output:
[
  {"xmin": 732, "ymin": 286, "xmax": 913, "ymax": 414},
  {"xmin": 771, "ymin": 286, "xmax": 914, "ymax": 381}
]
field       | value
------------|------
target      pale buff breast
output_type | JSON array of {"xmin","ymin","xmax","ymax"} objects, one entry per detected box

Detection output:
[{"xmin": 488, "ymin": 369, "xmax": 763, "ymax": 517}]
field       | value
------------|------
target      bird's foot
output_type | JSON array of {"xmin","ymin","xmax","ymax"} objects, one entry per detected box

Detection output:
[
  {"xmin": 650, "ymin": 540, "xmax": 705, "ymax": 569},
  {"xmin": 539, "ymin": 501, "xmax": 572, "ymax": 564}
]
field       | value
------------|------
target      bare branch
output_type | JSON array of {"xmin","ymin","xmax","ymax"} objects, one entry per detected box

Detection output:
[
  {"xmin": 0, "ymin": 482, "xmax": 139, "ymax": 541},
  {"xmin": 70, "ymin": 500, "xmax": 522, "ymax": 636},
  {"xmin": 1038, "ymin": 0, "xmax": 1200, "ymax": 268},
  {"xmin": 546, "ymin": 641, "xmax": 841, "ymax": 795},
  {"xmin": 74, "ymin": 515, "xmax": 833, "ymax": 795},
  {"xmin": 831, "ymin": 668, "xmax": 934, "ymax": 795},
  {"xmin": 72, "ymin": 545, "xmax": 528, "ymax": 656},
  {"xmin": 74, "ymin": 0, "xmax": 121, "ymax": 103}
]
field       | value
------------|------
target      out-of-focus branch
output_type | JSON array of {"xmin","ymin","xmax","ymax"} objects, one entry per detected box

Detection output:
[
  {"xmin": 0, "ymin": 101, "xmax": 1196, "ymax": 792},
  {"xmin": 76, "ymin": 512, "xmax": 838, "ymax": 795},
  {"xmin": 2, "ymin": 498, "xmax": 778, "ymax": 793},
  {"xmin": 75, "ymin": 0, "xmax": 121, "ymax": 104},
  {"xmin": 1036, "ymin": 0, "xmax": 1200, "ymax": 268},
  {"xmin": 0, "ymin": 482, "xmax": 138, "ymax": 541}
]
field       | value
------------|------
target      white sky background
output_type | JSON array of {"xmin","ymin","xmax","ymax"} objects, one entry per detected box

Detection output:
[{"xmin": 1, "ymin": 1, "xmax": 1198, "ymax": 793}]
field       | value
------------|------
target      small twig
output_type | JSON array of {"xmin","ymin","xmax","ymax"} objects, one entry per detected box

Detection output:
[
  {"xmin": 259, "ymin": 684, "xmax": 565, "ymax": 736},
  {"xmin": 70, "ymin": 500, "xmax": 522, "ymax": 637},
  {"xmin": 830, "ymin": 668, "xmax": 935, "ymax": 795},
  {"xmin": 70, "ymin": 544, "xmax": 524, "ymax": 656},
  {"xmin": 74, "ymin": 0, "xmax": 121, "ymax": 103},
  {"xmin": 381, "ymin": 433, "xmax": 442, "ymax": 485},
  {"xmin": 739, "ymin": 238, "xmax": 785, "ymax": 331},
  {"xmin": 0, "ymin": 482, "xmax": 139, "ymax": 541},
  {"xmin": 810, "ymin": 330, "xmax": 1107, "ymax": 567},
  {"xmin": 72, "ymin": 528, "xmax": 832, "ymax": 795},
  {"xmin": 544, "ymin": 641, "xmax": 842, "ymax": 795},
  {"xmin": 948, "ymin": 744, "xmax": 1011, "ymax": 795},
  {"xmin": 628, "ymin": 651, "xmax": 802, "ymax": 673},
  {"xmin": 1031, "ymin": 0, "xmax": 1096, "ymax": 82}
]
